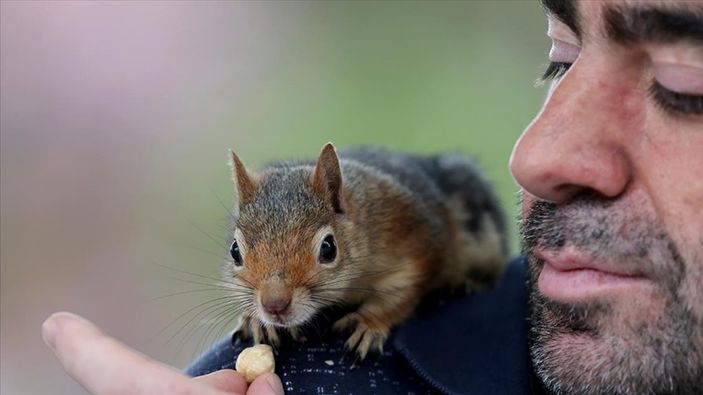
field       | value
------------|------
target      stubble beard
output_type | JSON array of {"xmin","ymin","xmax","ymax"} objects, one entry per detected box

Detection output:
[{"xmin": 521, "ymin": 192, "xmax": 703, "ymax": 395}]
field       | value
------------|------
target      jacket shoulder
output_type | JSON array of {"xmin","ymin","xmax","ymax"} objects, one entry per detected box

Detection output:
[{"xmin": 393, "ymin": 257, "xmax": 532, "ymax": 395}]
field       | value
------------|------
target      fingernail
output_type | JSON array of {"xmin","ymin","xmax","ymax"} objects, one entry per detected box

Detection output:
[
  {"xmin": 42, "ymin": 311, "xmax": 76, "ymax": 349},
  {"xmin": 42, "ymin": 315, "xmax": 60, "ymax": 349},
  {"xmin": 265, "ymin": 373, "xmax": 284, "ymax": 395}
]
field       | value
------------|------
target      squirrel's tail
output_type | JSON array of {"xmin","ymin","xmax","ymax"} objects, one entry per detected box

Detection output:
[{"xmin": 430, "ymin": 154, "xmax": 509, "ymax": 290}]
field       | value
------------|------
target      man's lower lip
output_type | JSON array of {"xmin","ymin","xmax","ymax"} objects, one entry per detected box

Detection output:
[{"xmin": 538, "ymin": 262, "xmax": 649, "ymax": 301}]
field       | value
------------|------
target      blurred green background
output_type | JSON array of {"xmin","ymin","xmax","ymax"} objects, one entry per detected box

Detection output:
[{"xmin": 1, "ymin": 1, "xmax": 548, "ymax": 393}]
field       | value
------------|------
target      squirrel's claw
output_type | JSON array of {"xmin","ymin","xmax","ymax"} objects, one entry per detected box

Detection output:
[
  {"xmin": 265, "ymin": 325, "xmax": 280, "ymax": 347},
  {"xmin": 252, "ymin": 322, "xmax": 280, "ymax": 347},
  {"xmin": 289, "ymin": 326, "xmax": 307, "ymax": 343},
  {"xmin": 250, "ymin": 319, "xmax": 264, "ymax": 344},
  {"xmin": 335, "ymin": 312, "xmax": 387, "ymax": 361},
  {"xmin": 236, "ymin": 315, "xmax": 280, "ymax": 347},
  {"xmin": 332, "ymin": 312, "xmax": 360, "ymax": 333}
]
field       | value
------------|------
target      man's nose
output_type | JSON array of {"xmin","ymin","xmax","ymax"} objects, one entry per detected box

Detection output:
[{"xmin": 509, "ymin": 62, "xmax": 633, "ymax": 204}]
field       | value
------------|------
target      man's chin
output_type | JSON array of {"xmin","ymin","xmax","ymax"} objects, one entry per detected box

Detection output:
[{"xmin": 528, "ymin": 284, "xmax": 702, "ymax": 395}]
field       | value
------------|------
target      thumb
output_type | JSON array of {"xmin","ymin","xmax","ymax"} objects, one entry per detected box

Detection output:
[
  {"xmin": 246, "ymin": 373, "xmax": 284, "ymax": 395},
  {"xmin": 193, "ymin": 370, "xmax": 248, "ymax": 394}
]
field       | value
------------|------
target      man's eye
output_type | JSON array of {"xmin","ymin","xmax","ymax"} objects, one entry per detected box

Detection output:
[
  {"xmin": 648, "ymin": 82, "xmax": 703, "ymax": 116},
  {"xmin": 541, "ymin": 61, "xmax": 572, "ymax": 82}
]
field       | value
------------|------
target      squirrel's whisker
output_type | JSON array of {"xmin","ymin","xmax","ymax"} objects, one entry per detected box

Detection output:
[
  {"xmin": 154, "ymin": 262, "xmax": 238, "ymax": 286},
  {"xmin": 152, "ymin": 288, "xmax": 234, "ymax": 301},
  {"xmin": 158, "ymin": 295, "xmax": 236, "ymax": 338},
  {"xmin": 188, "ymin": 219, "xmax": 230, "ymax": 250}
]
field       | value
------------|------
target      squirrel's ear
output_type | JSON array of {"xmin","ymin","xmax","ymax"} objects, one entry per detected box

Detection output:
[
  {"xmin": 229, "ymin": 150, "xmax": 258, "ymax": 207},
  {"xmin": 312, "ymin": 143, "xmax": 344, "ymax": 214}
]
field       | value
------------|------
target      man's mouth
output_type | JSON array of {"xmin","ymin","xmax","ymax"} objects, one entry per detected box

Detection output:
[{"xmin": 535, "ymin": 246, "xmax": 652, "ymax": 302}]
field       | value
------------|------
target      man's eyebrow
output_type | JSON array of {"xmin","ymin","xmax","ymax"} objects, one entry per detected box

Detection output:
[
  {"xmin": 605, "ymin": 5, "xmax": 703, "ymax": 45},
  {"xmin": 540, "ymin": 0, "xmax": 580, "ymax": 38}
]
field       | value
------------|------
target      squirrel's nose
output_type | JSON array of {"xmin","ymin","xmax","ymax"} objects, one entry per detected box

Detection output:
[{"xmin": 262, "ymin": 296, "xmax": 291, "ymax": 315}]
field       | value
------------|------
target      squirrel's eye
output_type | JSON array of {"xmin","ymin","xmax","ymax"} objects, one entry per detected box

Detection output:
[
  {"xmin": 319, "ymin": 234, "xmax": 337, "ymax": 264},
  {"xmin": 230, "ymin": 241, "xmax": 243, "ymax": 266}
]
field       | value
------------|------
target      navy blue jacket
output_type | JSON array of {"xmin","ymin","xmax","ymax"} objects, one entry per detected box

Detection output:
[{"xmin": 186, "ymin": 258, "xmax": 539, "ymax": 394}]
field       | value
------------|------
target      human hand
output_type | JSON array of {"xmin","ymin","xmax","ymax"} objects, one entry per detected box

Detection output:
[{"xmin": 41, "ymin": 312, "xmax": 284, "ymax": 395}]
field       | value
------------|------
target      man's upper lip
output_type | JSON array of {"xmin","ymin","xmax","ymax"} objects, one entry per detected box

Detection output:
[{"xmin": 534, "ymin": 246, "xmax": 645, "ymax": 278}]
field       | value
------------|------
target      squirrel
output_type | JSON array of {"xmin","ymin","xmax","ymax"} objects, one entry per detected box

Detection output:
[{"xmin": 223, "ymin": 143, "xmax": 508, "ymax": 360}]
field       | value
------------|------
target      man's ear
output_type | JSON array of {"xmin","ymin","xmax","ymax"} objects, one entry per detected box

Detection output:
[
  {"xmin": 311, "ymin": 143, "xmax": 344, "ymax": 214},
  {"xmin": 229, "ymin": 149, "xmax": 258, "ymax": 207}
]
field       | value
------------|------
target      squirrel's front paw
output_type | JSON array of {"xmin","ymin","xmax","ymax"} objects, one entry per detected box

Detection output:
[
  {"xmin": 333, "ymin": 312, "xmax": 388, "ymax": 361},
  {"xmin": 235, "ymin": 316, "xmax": 280, "ymax": 347},
  {"xmin": 289, "ymin": 326, "xmax": 308, "ymax": 343}
]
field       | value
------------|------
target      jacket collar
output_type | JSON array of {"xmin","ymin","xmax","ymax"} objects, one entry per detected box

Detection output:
[{"xmin": 393, "ymin": 258, "xmax": 533, "ymax": 395}]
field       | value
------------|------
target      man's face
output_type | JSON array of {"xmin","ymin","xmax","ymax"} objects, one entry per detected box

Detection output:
[{"xmin": 510, "ymin": 0, "xmax": 703, "ymax": 394}]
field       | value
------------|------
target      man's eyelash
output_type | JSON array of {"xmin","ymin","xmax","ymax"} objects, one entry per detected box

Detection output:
[
  {"xmin": 540, "ymin": 62, "xmax": 703, "ymax": 117},
  {"xmin": 540, "ymin": 62, "xmax": 572, "ymax": 81},
  {"xmin": 648, "ymin": 82, "xmax": 703, "ymax": 116}
]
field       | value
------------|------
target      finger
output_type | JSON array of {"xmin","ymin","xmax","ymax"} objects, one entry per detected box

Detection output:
[
  {"xmin": 42, "ymin": 312, "xmax": 227, "ymax": 395},
  {"xmin": 246, "ymin": 373, "xmax": 284, "ymax": 395},
  {"xmin": 193, "ymin": 370, "xmax": 248, "ymax": 394}
]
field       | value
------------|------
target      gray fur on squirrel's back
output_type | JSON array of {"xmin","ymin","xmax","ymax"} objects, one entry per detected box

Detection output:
[{"xmin": 338, "ymin": 146, "xmax": 508, "ymax": 256}]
